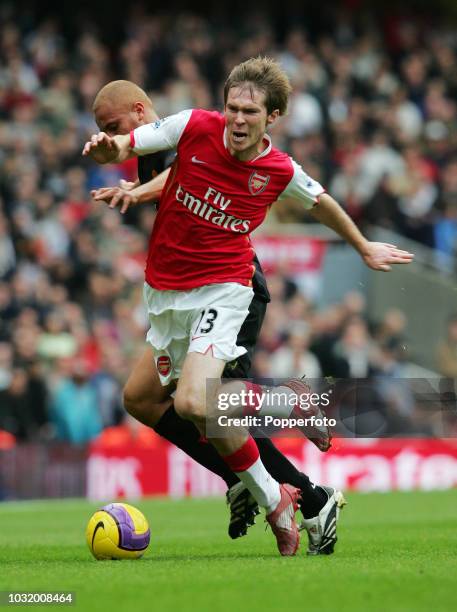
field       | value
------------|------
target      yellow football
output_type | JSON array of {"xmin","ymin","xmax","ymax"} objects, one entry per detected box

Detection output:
[{"xmin": 86, "ymin": 503, "xmax": 150, "ymax": 560}]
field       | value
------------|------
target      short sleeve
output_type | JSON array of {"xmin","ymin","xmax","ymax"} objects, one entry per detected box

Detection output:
[
  {"xmin": 130, "ymin": 110, "xmax": 193, "ymax": 155},
  {"xmin": 277, "ymin": 159, "xmax": 325, "ymax": 209}
]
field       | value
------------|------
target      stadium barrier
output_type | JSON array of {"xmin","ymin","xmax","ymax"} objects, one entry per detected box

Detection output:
[
  {"xmin": 254, "ymin": 225, "xmax": 457, "ymax": 371},
  {"xmin": 367, "ymin": 227, "xmax": 457, "ymax": 373},
  {"xmin": 1, "ymin": 435, "xmax": 456, "ymax": 501},
  {"xmin": 0, "ymin": 443, "xmax": 87, "ymax": 500},
  {"xmin": 86, "ymin": 435, "xmax": 457, "ymax": 500}
]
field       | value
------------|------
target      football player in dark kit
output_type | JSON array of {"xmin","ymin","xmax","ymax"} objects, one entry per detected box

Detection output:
[{"xmin": 90, "ymin": 80, "xmax": 338, "ymax": 553}]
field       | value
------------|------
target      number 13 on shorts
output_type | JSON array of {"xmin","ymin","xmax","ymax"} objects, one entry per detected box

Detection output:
[
  {"xmin": 187, "ymin": 283, "xmax": 253, "ymax": 362},
  {"xmin": 193, "ymin": 308, "xmax": 219, "ymax": 337}
]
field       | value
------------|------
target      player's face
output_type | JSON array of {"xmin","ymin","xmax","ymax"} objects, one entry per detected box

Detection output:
[
  {"xmin": 94, "ymin": 101, "xmax": 155, "ymax": 136},
  {"xmin": 95, "ymin": 105, "xmax": 139, "ymax": 136},
  {"xmin": 224, "ymin": 86, "xmax": 279, "ymax": 161}
]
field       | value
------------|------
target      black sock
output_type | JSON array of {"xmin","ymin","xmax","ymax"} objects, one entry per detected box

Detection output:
[
  {"xmin": 255, "ymin": 437, "xmax": 327, "ymax": 518},
  {"xmin": 154, "ymin": 406, "xmax": 239, "ymax": 489}
]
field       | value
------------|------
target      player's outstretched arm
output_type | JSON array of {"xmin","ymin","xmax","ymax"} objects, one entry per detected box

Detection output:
[
  {"xmin": 84, "ymin": 111, "xmax": 191, "ymax": 165},
  {"xmin": 310, "ymin": 193, "xmax": 415, "ymax": 271},
  {"xmin": 91, "ymin": 168, "xmax": 171, "ymax": 214},
  {"xmin": 82, "ymin": 132, "xmax": 132, "ymax": 164}
]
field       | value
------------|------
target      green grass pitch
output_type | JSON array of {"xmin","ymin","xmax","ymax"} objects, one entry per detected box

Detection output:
[{"xmin": 0, "ymin": 491, "xmax": 456, "ymax": 612}]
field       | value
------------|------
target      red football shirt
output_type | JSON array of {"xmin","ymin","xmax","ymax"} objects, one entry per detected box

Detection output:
[{"xmin": 131, "ymin": 109, "xmax": 324, "ymax": 290}]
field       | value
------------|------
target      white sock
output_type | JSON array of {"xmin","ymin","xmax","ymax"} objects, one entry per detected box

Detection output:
[{"xmin": 235, "ymin": 456, "xmax": 281, "ymax": 514}]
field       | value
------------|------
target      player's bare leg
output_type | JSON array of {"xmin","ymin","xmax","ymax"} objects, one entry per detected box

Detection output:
[
  {"xmin": 123, "ymin": 346, "xmax": 176, "ymax": 427},
  {"xmin": 174, "ymin": 351, "xmax": 300, "ymax": 556},
  {"xmin": 123, "ymin": 346, "xmax": 246, "ymax": 494}
]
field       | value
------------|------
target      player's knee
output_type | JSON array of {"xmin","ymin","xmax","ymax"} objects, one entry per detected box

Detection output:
[{"xmin": 174, "ymin": 392, "xmax": 205, "ymax": 422}]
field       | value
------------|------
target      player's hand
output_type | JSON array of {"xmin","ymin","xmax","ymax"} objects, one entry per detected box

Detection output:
[
  {"xmin": 91, "ymin": 186, "xmax": 139, "ymax": 214},
  {"xmin": 82, "ymin": 132, "xmax": 120, "ymax": 164},
  {"xmin": 119, "ymin": 179, "xmax": 137, "ymax": 191},
  {"xmin": 361, "ymin": 242, "xmax": 414, "ymax": 271}
]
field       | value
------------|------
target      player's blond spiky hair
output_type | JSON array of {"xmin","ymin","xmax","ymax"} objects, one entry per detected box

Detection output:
[{"xmin": 223, "ymin": 57, "xmax": 292, "ymax": 116}]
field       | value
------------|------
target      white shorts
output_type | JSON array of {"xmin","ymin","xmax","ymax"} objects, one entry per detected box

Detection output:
[{"xmin": 143, "ymin": 282, "xmax": 254, "ymax": 385}]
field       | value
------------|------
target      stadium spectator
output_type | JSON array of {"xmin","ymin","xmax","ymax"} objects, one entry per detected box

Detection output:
[
  {"xmin": 0, "ymin": 365, "xmax": 47, "ymax": 440},
  {"xmin": 434, "ymin": 158, "xmax": 457, "ymax": 268},
  {"xmin": 269, "ymin": 321, "xmax": 322, "ymax": 378},
  {"xmin": 436, "ymin": 313, "xmax": 457, "ymax": 378},
  {"xmin": 329, "ymin": 316, "xmax": 376, "ymax": 378},
  {"xmin": 49, "ymin": 358, "xmax": 102, "ymax": 444}
]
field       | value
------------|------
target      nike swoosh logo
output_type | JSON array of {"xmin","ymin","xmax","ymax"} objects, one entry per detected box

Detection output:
[
  {"xmin": 191, "ymin": 335, "xmax": 204, "ymax": 341},
  {"xmin": 91, "ymin": 521, "xmax": 105, "ymax": 551},
  {"xmin": 191, "ymin": 156, "xmax": 207, "ymax": 164}
]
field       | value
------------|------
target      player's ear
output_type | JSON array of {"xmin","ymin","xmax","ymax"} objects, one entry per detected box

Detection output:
[
  {"xmin": 133, "ymin": 101, "xmax": 145, "ymax": 120},
  {"xmin": 266, "ymin": 109, "xmax": 280, "ymax": 126}
]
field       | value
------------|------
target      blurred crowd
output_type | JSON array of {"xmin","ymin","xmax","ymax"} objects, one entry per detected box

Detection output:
[{"xmin": 1, "ymin": 3, "xmax": 457, "ymax": 445}]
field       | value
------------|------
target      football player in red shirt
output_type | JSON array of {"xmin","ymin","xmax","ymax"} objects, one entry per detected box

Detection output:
[
  {"xmin": 90, "ymin": 79, "xmax": 336, "ymax": 547},
  {"xmin": 84, "ymin": 58, "xmax": 413, "ymax": 556}
]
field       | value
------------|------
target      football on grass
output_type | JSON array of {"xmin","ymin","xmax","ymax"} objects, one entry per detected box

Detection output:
[{"xmin": 86, "ymin": 502, "xmax": 150, "ymax": 560}]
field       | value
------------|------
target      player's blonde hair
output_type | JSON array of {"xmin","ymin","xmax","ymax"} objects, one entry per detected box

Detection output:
[
  {"xmin": 223, "ymin": 57, "xmax": 292, "ymax": 116},
  {"xmin": 92, "ymin": 80, "xmax": 153, "ymax": 112}
]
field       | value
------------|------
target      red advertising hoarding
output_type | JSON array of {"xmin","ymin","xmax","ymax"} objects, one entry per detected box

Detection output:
[{"xmin": 87, "ymin": 434, "xmax": 457, "ymax": 500}]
